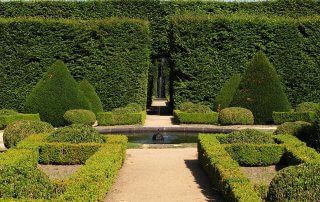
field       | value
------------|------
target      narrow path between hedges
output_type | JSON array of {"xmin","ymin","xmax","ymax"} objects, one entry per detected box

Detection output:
[{"xmin": 104, "ymin": 148, "xmax": 223, "ymax": 202}]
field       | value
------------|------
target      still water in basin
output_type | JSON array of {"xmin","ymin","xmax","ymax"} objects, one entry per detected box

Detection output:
[{"xmin": 123, "ymin": 132, "xmax": 198, "ymax": 144}]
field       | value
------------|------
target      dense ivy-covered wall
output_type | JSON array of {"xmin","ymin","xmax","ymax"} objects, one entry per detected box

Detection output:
[
  {"xmin": 0, "ymin": 18, "xmax": 150, "ymax": 111},
  {"xmin": 170, "ymin": 15, "xmax": 320, "ymax": 108}
]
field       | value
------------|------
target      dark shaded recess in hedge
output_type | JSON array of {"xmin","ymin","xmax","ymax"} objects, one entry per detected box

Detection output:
[
  {"xmin": 0, "ymin": 18, "xmax": 150, "ymax": 112},
  {"xmin": 170, "ymin": 14, "xmax": 320, "ymax": 109}
]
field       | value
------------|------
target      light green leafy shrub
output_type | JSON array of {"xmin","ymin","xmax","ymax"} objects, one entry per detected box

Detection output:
[
  {"xmin": 296, "ymin": 102, "xmax": 320, "ymax": 114},
  {"xmin": 3, "ymin": 120, "xmax": 54, "ymax": 149},
  {"xmin": 218, "ymin": 107, "xmax": 254, "ymax": 125},
  {"xmin": 64, "ymin": 109, "xmax": 96, "ymax": 126},
  {"xmin": 218, "ymin": 129, "xmax": 274, "ymax": 144},
  {"xmin": 47, "ymin": 124, "xmax": 104, "ymax": 144},
  {"xmin": 268, "ymin": 163, "xmax": 320, "ymax": 201}
]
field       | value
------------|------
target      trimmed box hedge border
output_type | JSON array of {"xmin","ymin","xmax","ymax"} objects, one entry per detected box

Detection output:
[
  {"xmin": 174, "ymin": 110, "xmax": 218, "ymax": 124},
  {"xmin": 97, "ymin": 112, "xmax": 146, "ymax": 126}
]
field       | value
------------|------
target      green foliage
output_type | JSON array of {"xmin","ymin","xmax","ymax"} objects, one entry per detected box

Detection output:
[
  {"xmin": 174, "ymin": 110, "xmax": 218, "ymax": 124},
  {"xmin": 97, "ymin": 112, "xmax": 146, "ymax": 126},
  {"xmin": 214, "ymin": 74, "xmax": 241, "ymax": 111},
  {"xmin": 198, "ymin": 134, "xmax": 261, "ymax": 201},
  {"xmin": 218, "ymin": 107, "xmax": 254, "ymax": 125},
  {"xmin": 171, "ymin": 14, "xmax": 320, "ymax": 110},
  {"xmin": 218, "ymin": 129, "xmax": 274, "ymax": 144},
  {"xmin": 25, "ymin": 60, "xmax": 91, "ymax": 126},
  {"xmin": 268, "ymin": 163, "xmax": 320, "ymax": 201},
  {"xmin": 177, "ymin": 102, "xmax": 212, "ymax": 113},
  {"xmin": 0, "ymin": 113, "xmax": 40, "ymax": 130},
  {"xmin": 274, "ymin": 121, "xmax": 315, "ymax": 136},
  {"xmin": 113, "ymin": 103, "xmax": 143, "ymax": 114},
  {"xmin": 273, "ymin": 111, "xmax": 317, "ymax": 124},
  {"xmin": 79, "ymin": 80, "xmax": 104, "ymax": 114},
  {"xmin": 0, "ymin": 109, "xmax": 18, "ymax": 116},
  {"xmin": 0, "ymin": 149, "xmax": 55, "ymax": 199},
  {"xmin": 59, "ymin": 141, "xmax": 127, "ymax": 201},
  {"xmin": 231, "ymin": 51, "xmax": 291, "ymax": 124},
  {"xmin": 64, "ymin": 109, "xmax": 96, "ymax": 126},
  {"xmin": 225, "ymin": 144, "xmax": 284, "ymax": 166},
  {"xmin": 296, "ymin": 102, "xmax": 320, "ymax": 115},
  {"xmin": 3, "ymin": 120, "xmax": 54, "ymax": 149},
  {"xmin": 0, "ymin": 18, "xmax": 150, "ymax": 112},
  {"xmin": 47, "ymin": 124, "xmax": 104, "ymax": 144}
]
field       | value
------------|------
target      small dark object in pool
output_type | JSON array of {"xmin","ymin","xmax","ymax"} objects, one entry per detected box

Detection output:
[{"xmin": 152, "ymin": 129, "xmax": 164, "ymax": 143}]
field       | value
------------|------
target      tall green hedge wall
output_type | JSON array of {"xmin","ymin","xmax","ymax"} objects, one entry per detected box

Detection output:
[
  {"xmin": 0, "ymin": 18, "xmax": 150, "ymax": 111},
  {"xmin": 170, "ymin": 15, "xmax": 320, "ymax": 108},
  {"xmin": 0, "ymin": 0, "xmax": 319, "ymax": 59}
]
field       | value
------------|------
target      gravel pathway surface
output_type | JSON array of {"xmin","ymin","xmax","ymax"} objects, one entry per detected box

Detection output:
[{"xmin": 105, "ymin": 148, "xmax": 223, "ymax": 202}]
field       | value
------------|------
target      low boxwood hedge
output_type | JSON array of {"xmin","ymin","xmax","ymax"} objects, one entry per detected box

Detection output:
[
  {"xmin": 0, "ymin": 113, "xmax": 40, "ymax": 129},
  {"xmin": 217, "ymin": 129, "xmax": 274, "ymax": 144},
  {"xmin": 218, "ymin": 107, "xmax": 254, "ymax": 125},
  {"xmin": 274, "ymin": 121, "xmax": 315, "ymax": 136},
  {"xmin": 273, "ymin": 111, "xmax": 317, "ymax": 124},
  {"xmin": 97, "ymin": 111, "xmax": 146, "ymax": 126},
  {"xmin": 198, "ymin": 131, "xmax": 320, "ymax": 201},
  {"xmin": 64, "ymin": 109, "xmax": 96, "ymax": 126},
  {"xmin": 174, "ymin": 110, "xmax": 218, "ymax": 124},
  {"xmin": 0, "ymin": 149, "xmax": 55, "ymax": 199}
]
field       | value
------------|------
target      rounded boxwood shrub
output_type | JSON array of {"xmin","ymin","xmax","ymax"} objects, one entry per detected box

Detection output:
[
  {"xmin": 47, "ymin": 124, "xmax": 104, "ymax": 144},
  {"xmin": 25, "ymin": 61, "xmax": 91, "ymax": 126},
  {"xmin": 214, "ymin": 74, "xmax": 241, "ymax": 111},
  {"xmin": 231, "ymin": 51, "xmax": 291, "ymax": 124},
  {"xmin": 267, "ymin": 163, "xmax": 320, "ymax": 201},
  {"xmin": 218, "ymin": 107, "xmax": 254, "ymax": 125},
  {"xmin": 177, "ymin": 102, "xmax": 212, "ymax": 113},
  {"xmin": 79, "ymin": 80, "xmax": 104, "ymax": 114},
  {"xmin": 64, "ymin": 109, "xmax": 96, "ymax": 126},
  {"xmin": 219, "ymin": 129, "xmax": 274, "ymax": 144},
  {"xmin": 274, "ymin": 121, "xmax": 315, "ymax": 136},
  {"xmin": 3, "ymin": 120, "xmax": 54, "ymax": 149},
  {"xmin": 296, "ymin": 102, "xmax": 320, "ymax": 114}
]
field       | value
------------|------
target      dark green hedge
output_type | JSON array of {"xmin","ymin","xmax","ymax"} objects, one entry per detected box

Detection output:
[
  {"xmin": 0, "ymin": 18, "xmax": 150, "ymax": 112},
  {"xmin": 97, "ymin": 112, "xmax": 146, "ymax": 126},
  {"xmin": 217, "ymin": 129, "xmax": 274, "ymax": 144},
  {"xmin": 170, "ymin": 14, "xmax": 320, "ymax": 108},
  {"xmin": 174, "ymin": 110, "xmax": 218, "ymax": 124},
  {"xmin": 273, "ymin": 111, "xmax": 318, "ymax": 124},
  {"xmin": 225, "ymin": 144, "xmax": 284, "ymax": 166}
]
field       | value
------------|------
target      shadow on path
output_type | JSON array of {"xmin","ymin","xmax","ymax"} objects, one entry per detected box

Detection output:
[{"xmin": 185, "ymin": 159, "xmax": 224, "ymax": 202}]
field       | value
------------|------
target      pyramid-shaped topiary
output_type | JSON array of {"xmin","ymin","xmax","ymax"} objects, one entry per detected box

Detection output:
[
  {"xmin": 231, "ymin": 51, "xmax": 291, "ymax": 124},
  {"xmin": 25, "ymin": 61, "xmax": 91, "ymax": 126},
  {"xmin": 79, "ymin": 80, "xmax": 104, "ymax": 114},
  {"xmin": 214, "ymin": 74, "xmax": 241, "ymax": 111}
]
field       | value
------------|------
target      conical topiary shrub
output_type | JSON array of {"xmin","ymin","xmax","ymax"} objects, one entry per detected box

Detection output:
[
  {"xmin": 231, "ymin": 51, "xmax": 291, "ymax": 124},
  {"xmin": 25, "ymin": 61, "xmax": 91, "ymax": 126},
  {"xmin": 79, "ymin": 80, "xmax": 103, "ymax": 114},
  {"xmin": 214, "ymin": 74, "xmax": 241, "ymax": 111}
]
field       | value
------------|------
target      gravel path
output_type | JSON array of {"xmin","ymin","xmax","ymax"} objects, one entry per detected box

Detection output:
[{"xmin": 105, "ymin": 148, "xmax": 223, "ymax": 202}]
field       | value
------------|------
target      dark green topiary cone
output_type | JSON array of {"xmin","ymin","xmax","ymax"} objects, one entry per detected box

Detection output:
[
  {"xmin": 79, "ymin": 80, "xmax": 104, "ymax": 114},
  {"xmin": 231, "ymin": 51, "xmax": 291, "ymax": 124}
]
